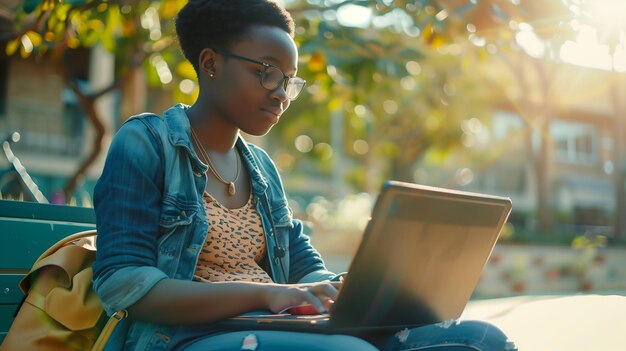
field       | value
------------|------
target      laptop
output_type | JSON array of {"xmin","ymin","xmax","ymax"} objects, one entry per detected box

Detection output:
[{"xmin": 218, "ymin": 180, "xmax": 512, "ymax": 335}]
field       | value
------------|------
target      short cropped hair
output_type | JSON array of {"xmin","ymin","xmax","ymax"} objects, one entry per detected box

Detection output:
[{"xmin": 176, "ymin": 0, "xmax": 295, "ymax": 74}]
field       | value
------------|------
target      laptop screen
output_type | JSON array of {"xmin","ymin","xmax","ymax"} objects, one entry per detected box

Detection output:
[{"xmin": 329, "ymin": 181, "xmax": 512, "ymax": 329}]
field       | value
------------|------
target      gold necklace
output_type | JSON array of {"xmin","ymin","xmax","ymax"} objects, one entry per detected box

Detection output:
[{"xmin": 190, "ymin": 127, "xmax": 240, "ymax": 196}]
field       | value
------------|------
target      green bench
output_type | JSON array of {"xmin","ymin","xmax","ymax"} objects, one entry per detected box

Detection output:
[{"xmin": 0, "ymin": 199, "xmax": 96, "ymax": 344}]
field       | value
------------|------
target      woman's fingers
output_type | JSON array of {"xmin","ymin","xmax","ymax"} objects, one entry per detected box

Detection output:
[
  {"xmin": 267, "ymin": 281, "xmax": 343, "ymax": 314},
  {"xmin": 299, "ymin": 282, "xmax": 339, "ymax": 312},
  {"xmin": 301, "ymin": 289, "xmax": 326, "ymax": 313},
  {"xmin": 312, "ymin": 282, "xmax": 339, "ymax": 299}
]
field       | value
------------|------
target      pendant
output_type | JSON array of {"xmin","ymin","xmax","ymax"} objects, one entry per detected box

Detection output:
[{"xmin": 228, "ymin": 182, "xmax": 236, "ymax": 196}]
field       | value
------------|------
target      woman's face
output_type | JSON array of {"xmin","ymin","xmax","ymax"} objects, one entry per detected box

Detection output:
[{"xmin": 212, "ymin": 25, "xmax": 299, "ymax": 136}]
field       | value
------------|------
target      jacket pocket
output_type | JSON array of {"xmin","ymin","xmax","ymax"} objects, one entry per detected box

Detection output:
[
  {"xmin": 159, "ymin": 195, "xmax": 195, "ymax": 225},
  {"xmin": 269, "ymin": 200, "xmax": 293, "ymax": 230},
  {"xmin": 157, "ymin": 196, "xmax": 197, "ymax": 253}
]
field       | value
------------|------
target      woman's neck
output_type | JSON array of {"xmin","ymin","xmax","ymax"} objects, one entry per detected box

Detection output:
[{"xmin": 186, "ymin": 103, "xmax": 238, "ymax": 153}]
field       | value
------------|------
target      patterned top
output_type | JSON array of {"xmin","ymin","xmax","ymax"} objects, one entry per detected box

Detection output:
[{"xmin": 193, "ymin": 192, "xmax": 272, "ymax": 283}]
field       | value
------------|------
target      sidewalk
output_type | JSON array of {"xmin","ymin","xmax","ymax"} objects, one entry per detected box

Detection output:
[
  {"xmin": 323, "ymin": 254, "xmax": 626, "ymax": 350},
  {"xmin": 462, "ymin": 293, "xmax": 626, "ymax": 350},
  {"xmin": 314, "ymin": 231, "xmax": 626, "ymax": 349}
]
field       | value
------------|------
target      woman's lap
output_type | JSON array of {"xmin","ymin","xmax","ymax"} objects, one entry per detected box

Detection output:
[
  {"xmin": 374, "ymin": 320, "xmax": 517, "ymax": 351},
  {"xmin": 178, "ymin": 321, "xmax": 516, "ymax": 351},
  {"xmin": 179, "ymin": 330, "xmax": 377, "ymax": 351}
]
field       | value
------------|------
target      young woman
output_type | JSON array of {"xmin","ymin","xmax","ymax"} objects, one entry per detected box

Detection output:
[{"xmin": 92, "ymin": 1, "xmax": 516, "ymax": 350}]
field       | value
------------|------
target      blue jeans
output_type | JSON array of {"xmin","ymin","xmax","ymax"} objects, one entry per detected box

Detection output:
[{"xmin": 177, "ymin": 321, "xmax": 516, "ymax": 351}]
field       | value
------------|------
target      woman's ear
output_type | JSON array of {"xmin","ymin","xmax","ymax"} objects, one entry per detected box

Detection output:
[{"xmin": 198, "ymin": 48, "xmax": 218, "ymax": 78}]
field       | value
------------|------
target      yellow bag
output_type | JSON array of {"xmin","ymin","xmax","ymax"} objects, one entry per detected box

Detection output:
[{"xmin": 0, "ymin": 230, "xmax": 126, "ymax": 351}]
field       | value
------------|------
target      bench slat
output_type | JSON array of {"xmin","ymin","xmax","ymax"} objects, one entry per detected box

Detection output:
[
  {"xmin": 0, "ymin": 200, "xmax": 95, "ymax": 223},
  {"xmin": 0, "ymin": 275, "xmax": 24, "ymax": 304},
  {"xmin": 0, "ymin": 220, "xmax": 96, "ymax": 269},
  {"xmin": 0, "ymin": 305, "xmax": 19, "ymax": 343}
]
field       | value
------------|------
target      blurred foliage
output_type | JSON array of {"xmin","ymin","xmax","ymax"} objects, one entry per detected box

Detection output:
[
  {"xmin": 4, "ymin": 0, "xmax": 515, "ymax": 195},
  {"xmin": 571, "ymin": 232, "xmax": 608, "ymax": 276},
  {"xmin": 274, "ymin": 0, "xmax": 509, "ymax": 192},
  {"xmin": 5, "ymin": 0, "xmax": 192, "ymax": 99},
  {"xmin": 3, "ymin": 0, "xmax": 623, "ymax": 198},
  {"xmin": 572, "ymin": 232, "xmax": 608, "ymax": 252}
]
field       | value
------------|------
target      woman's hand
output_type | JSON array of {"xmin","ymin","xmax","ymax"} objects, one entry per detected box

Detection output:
[{"xmin": 264, "ymin": 281, "xmax": 343, "ymax": 314}]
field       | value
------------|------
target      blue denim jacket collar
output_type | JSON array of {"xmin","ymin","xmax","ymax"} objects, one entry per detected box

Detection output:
[{"xmin": 162, "ymin": 104, "xmax": 269, "ymax": 196}]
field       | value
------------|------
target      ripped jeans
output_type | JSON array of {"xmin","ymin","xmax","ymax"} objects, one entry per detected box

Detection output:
[{"xmin": 174, "ymin": 320, "xmax": 517, "ymax": 351}]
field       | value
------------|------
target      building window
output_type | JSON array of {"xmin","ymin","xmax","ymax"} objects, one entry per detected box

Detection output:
[
  {"xmin": 489, "ymin": 111, "xmax": 527, "ymax": 194},
  {"xmin": 492, "ymin": 110, "xmax": 524, "ymax": 140},
  {"xmin": 550, "ymin": 120, "xmax": 597, "ymax": 164},
  {"xmin": 61, "ymin": 85, "xmax": 86, "ymax": 156},
  {"xmin": 7, "ymin": 50, "xmax": 90, "ymax": 158}
]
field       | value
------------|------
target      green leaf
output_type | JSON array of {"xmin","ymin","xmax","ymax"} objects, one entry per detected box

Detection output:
[
  {"xmin": 106, "ymin": 5, "xmax": 122, "ymax": 34},
  {"xmin": 25, "ymin": 31, "xmax": 42, "ymax": 46},
  {"xmin": 101, "ymin": 33, "xmax": 116, "ymax": 52},
  {"xmin": 82, "ymin": 30, "xmax": 99, "ymax": 47},
  {"xmin": 5, "ymin": 39, "xmax": 19, "ymax": 56}
]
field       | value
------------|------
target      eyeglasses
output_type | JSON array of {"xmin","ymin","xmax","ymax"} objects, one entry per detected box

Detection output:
[{"xmin": 217, "ymin": 50, "xmax": 306, "ymax": 101}]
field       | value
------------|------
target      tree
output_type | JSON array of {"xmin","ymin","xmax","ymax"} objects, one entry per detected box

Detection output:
[
  {"xmin": 461, "ymin": 0, "xmax": 577, "ymax": 233},
  {"xmin": 564, "ymin": 0, "xmax": 626, "ymax": 240},
  {"xmin": 466, "ymin": 0, "xmax": 626, "ymax": 237},
  {"xmin": 277, "ymin": 0, "xmax": 498, "ymax": 194},
  {"xmin": 3, "ymin": 0, "xmax": 190, "ymax": 199},
  {"xmin": 7, "ymin": 0, "xmax": 594, "ymax": 229},
  {"xmin": 6, "ymin": 0, "xmax": 493, "ymax": 198}
]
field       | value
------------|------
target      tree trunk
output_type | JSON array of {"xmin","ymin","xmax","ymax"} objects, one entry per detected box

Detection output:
[
  {"xmin": 62, "ymin": 81, "xmax": 106, "ymax": 200},
  {"xmin": 504, "ymin": 54, "xmax": 554, "ymax": 233},
  {"xmin": 535, "ymin": 119, "xmax": 552, "ymax": 232},
  {"xmin": 61, "ymin": 50, "xmax": 143, "ymax": 200},
  {"xmin": 612, "ymin": 72, "xmax": 626, "ymax": 240},
  {"xmin": 533, "ymin": 60, "xmax": 554, "ymax": 233}
]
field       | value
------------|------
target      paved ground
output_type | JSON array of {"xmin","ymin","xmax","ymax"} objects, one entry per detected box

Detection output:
[
  {"xmin": 315, "ymin": 236, "xmax": 626, "ymax": 350},
  {"xmin": 462, "ymin": 293, "xmax": 626, "ymax": 351},
  {"xmin": 325, "ymin": 252, "xmax": 626, "ymax": 350}
]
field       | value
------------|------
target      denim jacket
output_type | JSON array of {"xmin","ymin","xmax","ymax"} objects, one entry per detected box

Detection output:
[{"xmin": 93, "ymin": 104, "xmax": 337, "ymax": 350}]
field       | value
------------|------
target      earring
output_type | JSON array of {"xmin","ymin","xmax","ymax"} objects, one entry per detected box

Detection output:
[{"xmin": 208, "ymin": 72, "xmax": 216, "ymax": 79}]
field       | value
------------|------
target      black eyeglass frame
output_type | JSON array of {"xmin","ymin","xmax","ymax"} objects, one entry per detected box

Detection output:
[{"xmin": 217, "ymin": 50, "xmax": 306, "ymax": 101}]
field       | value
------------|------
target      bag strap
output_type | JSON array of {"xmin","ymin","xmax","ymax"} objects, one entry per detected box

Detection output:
[{"xmin": 92, "ymin": 310, "xmax": 128, "ymax": 351}]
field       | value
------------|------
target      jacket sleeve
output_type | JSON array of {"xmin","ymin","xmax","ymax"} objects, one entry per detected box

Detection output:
[
  {"xmin": 92, "ymin": 118, "xmax": 168, "ymax": 315},
  {"xmin": 288, "ymin": 219, "xmax": 341, "ymax": 283}
]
